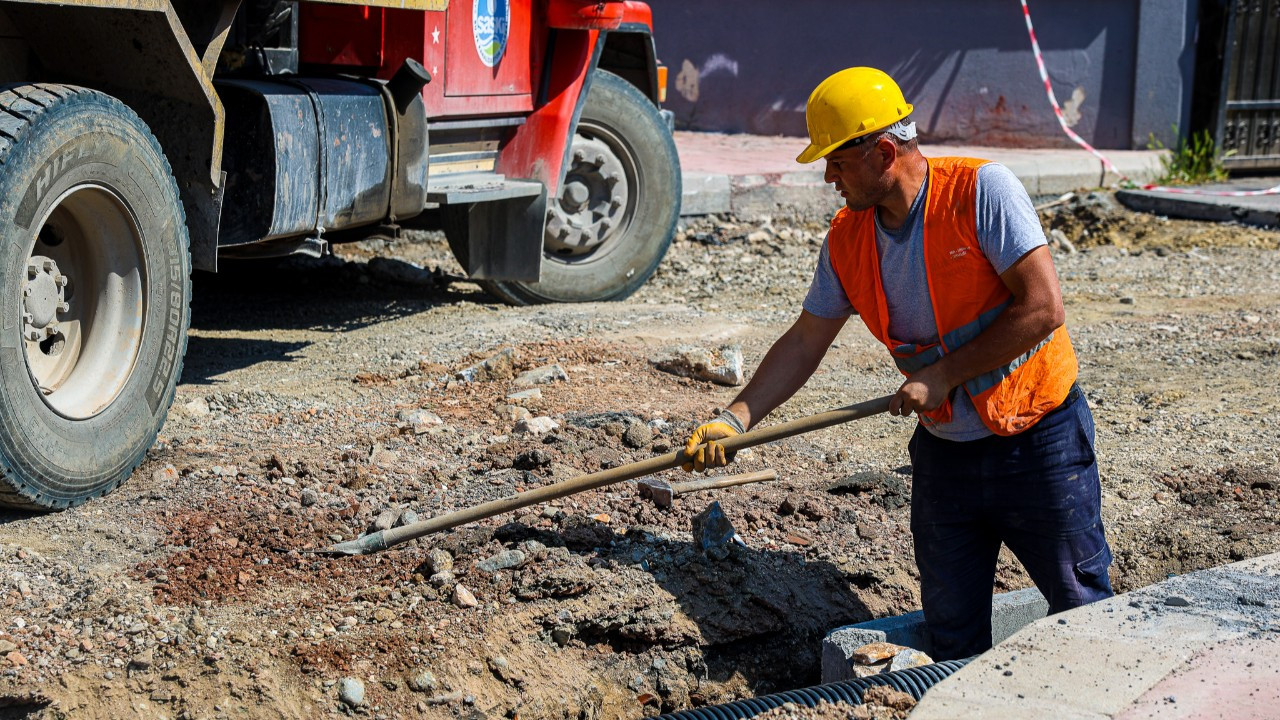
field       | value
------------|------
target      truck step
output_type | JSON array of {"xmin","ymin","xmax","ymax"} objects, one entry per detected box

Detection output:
[{"xmin": 427, "ymin": 173, "xmax": 543, "ymax": 204}]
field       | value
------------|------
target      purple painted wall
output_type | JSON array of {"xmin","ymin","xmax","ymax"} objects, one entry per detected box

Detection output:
[{"xmin": 645, "ymin": 0, "xmax": 1182, "ymax": 149}]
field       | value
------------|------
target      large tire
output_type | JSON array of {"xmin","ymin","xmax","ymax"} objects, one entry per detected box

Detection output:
[
  {"xmin": 475, "ymin": 70, "xmax": 681, "ymax": 304},
  {"xmin": 0, "ymin": 85, "xmax": 190, "ymax": 510}
]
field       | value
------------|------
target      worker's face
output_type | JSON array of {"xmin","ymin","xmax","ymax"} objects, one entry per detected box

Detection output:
[{"xmin": 823, "ymin": 136, "xmax": 893, "ymax": 211}]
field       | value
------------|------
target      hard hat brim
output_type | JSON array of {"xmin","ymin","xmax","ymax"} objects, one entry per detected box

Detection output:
[{"xmin": 795, "ymin": 101, "xmax": 916, "ymax": 164}]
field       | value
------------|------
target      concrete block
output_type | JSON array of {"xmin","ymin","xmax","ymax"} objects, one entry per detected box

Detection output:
[
  {"xmin": 821, "ymin": 588, "xmax": 1048, "ymax": 683},
  {"xmin": 679, "ymin": 172, "xmax": 730, "ymax": 216}
]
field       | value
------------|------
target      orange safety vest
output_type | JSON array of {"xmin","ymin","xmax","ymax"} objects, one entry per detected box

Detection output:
[{"xmin": 827, "ymin": 156, "xmax": 1077, "ymax": 436}]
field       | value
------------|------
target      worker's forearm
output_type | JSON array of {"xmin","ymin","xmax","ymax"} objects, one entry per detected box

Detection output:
[
  {"xmin": 933, "ymin": 299, "xmax": 1064, "ymax": 390},
  {"xmin": 725, "ymin": 330, "xmax": 828, "ymax": 429}
]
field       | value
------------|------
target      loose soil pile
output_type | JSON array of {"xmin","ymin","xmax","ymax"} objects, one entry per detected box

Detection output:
[{"xmin": 0, "ymin": 193, "xmax": 1276, "ymax": 718}]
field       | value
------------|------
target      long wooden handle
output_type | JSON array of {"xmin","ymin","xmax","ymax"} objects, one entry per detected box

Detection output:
[
  {"xmin": 326, "ymin": 394, "xmax": 892, "ymax": 555},
  {"xmin": 669, "ymin": 469, "xmax": 778, "ymax": 495}
]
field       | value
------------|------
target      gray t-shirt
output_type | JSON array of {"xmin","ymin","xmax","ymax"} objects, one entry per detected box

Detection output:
[{"xmin": 803, "ymin": 162, "xmax": 1047, "ymax": 441}]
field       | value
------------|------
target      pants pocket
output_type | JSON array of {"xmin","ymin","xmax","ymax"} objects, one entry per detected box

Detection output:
[{"xmin": 1073, "ymin": 539, "xmax": 1114, "ymax": 597}]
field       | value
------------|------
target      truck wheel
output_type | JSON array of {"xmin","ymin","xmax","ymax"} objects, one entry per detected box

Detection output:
[
  {"xmin": 0, "ymin": 85, "xmax": 190, "ymax": 510},
  {"xmin": 481, "ymin": 70, "xmax": 681, "ymax": 304}
]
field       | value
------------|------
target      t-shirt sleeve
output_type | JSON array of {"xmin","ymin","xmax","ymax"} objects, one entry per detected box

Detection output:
[
  {"xmin": 975, "ymin": 163, "xmax": 1047, "ymax": 275},
  {"xmin": 802, "ymin": 235, "xmax": 855, "ymax": 319}
]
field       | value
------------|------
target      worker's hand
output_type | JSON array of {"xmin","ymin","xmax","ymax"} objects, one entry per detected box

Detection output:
[
  {"xmin": 682, "ymin": 411, "xmax": 745, "ymax": 473},
  {"xmin": 890, "ymin": 364, "xmax": 952, "ymax": 417}
]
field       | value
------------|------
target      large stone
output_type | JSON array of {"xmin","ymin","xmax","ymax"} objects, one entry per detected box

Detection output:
[
  {"xmin": 475, "ymin": 550, "xmax": 527, "ymax": 574},
  {"xmin": 452, "ymin": 584, "xmax": 478, "ymax": 608},
  {"xmin": 514, "ymin": 416, "xmax": 559, "ymax": 435},
  {"xmin": 513, "ymin": 364, "xmax": 569, "ymax": 387},
  {"xmin": 338, "ymin": 677, "xmax": 366, "ymax": 708},
  {"xmin": 652, "ymin": 344, "xmax": 745, "ymax": 386},
  {"xmin": 456, "ymin": 348, "xmax": 518, "ymax": 383}
]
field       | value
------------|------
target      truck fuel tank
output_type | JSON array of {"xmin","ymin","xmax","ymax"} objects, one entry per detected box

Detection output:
[{"xmin": 216, "ymin": 74, "xmax": 429, "ymax": 248}]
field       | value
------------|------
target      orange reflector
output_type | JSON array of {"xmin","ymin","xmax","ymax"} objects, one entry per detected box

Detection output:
[{"xmin": 657, "ymin": 65, "xmax": 668, "ymax": 104}]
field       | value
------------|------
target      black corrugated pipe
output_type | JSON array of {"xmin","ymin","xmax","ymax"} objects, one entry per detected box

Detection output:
[{"xmin": 657, "ymin": 658, "xmax": 972, "ymax": 720}]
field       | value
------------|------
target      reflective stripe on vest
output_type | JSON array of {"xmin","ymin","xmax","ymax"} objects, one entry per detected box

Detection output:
[{"xmin": 825, "ymin": 156, "xmax": 1078, "ymax": 436}]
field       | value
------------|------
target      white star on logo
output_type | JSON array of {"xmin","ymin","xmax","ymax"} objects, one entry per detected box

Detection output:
[{"xmin": 432, "ymin": 26, "xmax": 440, "ymax": 44}]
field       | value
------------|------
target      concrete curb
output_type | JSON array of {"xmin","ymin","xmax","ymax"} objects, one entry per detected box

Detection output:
[
  {"xmin": 910, "ymin": 552, "xmax": 1280, "ymax": 719},
  {"xmin": 1117, "ymin": 187, "xmax": 1280, "ymax": 227},
  {"xmin": 821, "ymin": 587, "xmax": 1049, "ymax": 683}
]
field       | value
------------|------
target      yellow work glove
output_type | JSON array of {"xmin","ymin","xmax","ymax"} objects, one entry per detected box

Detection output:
[{"xmin": 682, "ymin": 411, "xmax": 746, "ymax": 473}]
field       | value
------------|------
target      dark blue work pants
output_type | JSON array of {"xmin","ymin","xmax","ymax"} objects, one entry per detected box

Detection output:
[{"xmin": 909, "ymin": 385, "xmax": 1113, "ymax": 660}]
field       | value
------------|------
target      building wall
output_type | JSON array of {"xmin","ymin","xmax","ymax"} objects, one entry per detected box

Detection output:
[{"xmin": 646, "ymin": 0, "xmax": 1198, "ymax": 149}]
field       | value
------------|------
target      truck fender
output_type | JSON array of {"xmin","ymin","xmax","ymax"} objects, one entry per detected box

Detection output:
[{"xmin": 497, "ymin": 3, "xmax": 659, "ymax": 199}]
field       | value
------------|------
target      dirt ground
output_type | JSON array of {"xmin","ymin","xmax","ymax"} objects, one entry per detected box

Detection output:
[{"xmin": 0, "ymin": 192, "xmax": 1277, "ymax": 719}]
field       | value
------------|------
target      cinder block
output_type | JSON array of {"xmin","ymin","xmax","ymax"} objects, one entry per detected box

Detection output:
[
  {"xmin": 821, "ymin": 588, "xmax": 1048, "ymax": 683},
  {"xmin": 679, "ymin": 172, "xmax": 730, "ymax": 216}
]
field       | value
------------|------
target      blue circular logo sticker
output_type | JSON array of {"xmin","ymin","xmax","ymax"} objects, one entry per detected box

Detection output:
[{"xmin": 473, "ymin": 0, "xmax": 510, "ymax": 68}]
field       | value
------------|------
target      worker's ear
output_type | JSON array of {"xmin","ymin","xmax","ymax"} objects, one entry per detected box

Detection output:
[{"xmin": 875, "ymin": 136, "xmax": 899, "ymax": 171}]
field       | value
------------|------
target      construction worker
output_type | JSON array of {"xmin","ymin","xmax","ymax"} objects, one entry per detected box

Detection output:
[{"xmin": 682, "ymin": 67, "xmax": 1113, "ymax": 660}]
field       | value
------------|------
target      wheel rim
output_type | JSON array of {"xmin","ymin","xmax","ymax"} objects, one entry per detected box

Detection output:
[
  {"xmin": 544, "ymin": 120, "xmax": 639, "ymax": 264},
  {"xmin": 22, "ymin": 184, "xmax": 146, "ymax": 420}
]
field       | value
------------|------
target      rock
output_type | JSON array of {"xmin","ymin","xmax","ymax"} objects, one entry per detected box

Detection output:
[
  {"xmin": 300, "ymin": 488, "xmax": 319, "ymax": 507},
  {"xmin": 500, "ymin": 405, "xmax": 532, "ymax": 422},
  {"xmin": 506, "ymin": 388, "xmax": 542, "ymax": 403},
  {"xmin": 651, "ymin": 344, "xmax": 745, "ymax": 386},
  {"xmin": 888, "ymin": 648, "xmax": 933, "ymax": 672},
  {"xmin": 456, "ymin": 348, "xmax": 518, "ymax": 383},
  {"xmin": 338, "ymin": 677, "xmax": 366, "ymax": 708},
  {"xmin": 778, "ymin": 494, "xmax": 802, "ymax": 516},
  {"xmin": 851, "ymin": 661, "xmax": 888, "ymax": 678},
  {"xmin": 513, "ymin": 364, "xmax": 569, "ymax": 387},
  {"xmin": 551, "ymin": 625, "xmax": 573, "ymax": 646},
  {"xmin": 129, "ymin": 647, "xmax": 155, "ymax": 670},
  {"xmin": 475, "ymin": 550, "xmax": 527, "ymax": 574},
  {"xmin": 402, "ymin": 410, "xmax": 444, "ymax": 434},
  {"xmin": 426, "ymin": 549, "xmax": 454, "ymax": 574},
  {"xmin": 514, "ymin": 416, "xmax": 559, "ymax": 435},
  {"xmin": 398, "ymin": 510, "xmax": 419, "ymax": 527},
  {"xmin": 1164, "ymin": 595, "xmax": 1192, "ymax": 607},
  {"xmin": 407, "ymin": 670, "xmax": 438, "ymax": 693},
  {"xmin": 514, "ymin": 449, "xmax": 551, "ymax": 470},
  {"xmin": 691, "ymin": 501, "xmax": 738, "ymax": 559},
  {"xmin": 622, "ymin": 422, "xmax": 652, "ymax": 449},
  {"xmin": 852, "ymin": 642, "xmax": 910, "ymax": 664},
  {"xmin": 5, "ymin": 651, "xmax": 26, "ymax": 667},
  {"xmin": 429, "ymin": 571, "xmax": 455, "ymax": 589},
  {"xmin": 1119, "ymin": 296, "xmax": 1136, "ymax": 305},
  {"xmin": 182, "ymin": 397, "xmax": 210, "ymax": 417},
  {"xmin": 452, "ymin": 584, "xmax": 479, "ymax": 608},
  {"xmin": 0, "ymin": 640, "xmax": 17, "ymax": 654},
  {"xmin": 373, "ymin": 608, "xmax": 396, "ymax": 623},
  {"xmin": 370, "ymin": 509, "xmax": 400, "ymax": 533}
]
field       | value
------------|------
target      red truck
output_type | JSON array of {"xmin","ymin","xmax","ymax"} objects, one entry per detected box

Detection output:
[{"xmin": 0, "ymin": 0, "xmax": 679, "ymax": 509}]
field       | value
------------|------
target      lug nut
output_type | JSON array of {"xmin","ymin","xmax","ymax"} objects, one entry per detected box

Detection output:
[
  {"xmin": 57, "ymin": 302, "xmax": 69, "ymax": 314},
  {"xmin": 55, "ymin": 275, "xmax": 67, "ymax": 287},
  {"xmin": 42, "ymin": 259, "xmax": 56, "ymax": 273},
  {"xmin": 593, "ymin": 153, "xmax": 606, "ymax": 166},
  {"xmin": 573, "ymin": 149, "xmax": 585, "ymax": 163},
  {"xmin": 26, "ymin": 329, "xmax": 41, "ymax": 342},
  {"xmin": 605, "ymin": 172, "xmax": 621, "ymax": 186},
  {"xmin": 23, "ymin": 286, "xmax": 33, "ymax": 297}
]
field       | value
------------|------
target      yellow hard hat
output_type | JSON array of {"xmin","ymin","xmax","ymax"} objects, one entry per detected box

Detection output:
[{"xmin": 797, "ymin": 67, "xmax": 914, "ymax": 164}]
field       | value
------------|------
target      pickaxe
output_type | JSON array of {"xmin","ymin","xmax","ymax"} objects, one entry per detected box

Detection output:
[{"xmin": 637, "ymin": 469, "xmax": 778, "ymax": 508}]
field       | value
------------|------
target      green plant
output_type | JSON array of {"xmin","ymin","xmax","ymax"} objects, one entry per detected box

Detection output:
[{"xmin": 1148, "ymin": 127, "xmax": 1230, "ymax": 185}]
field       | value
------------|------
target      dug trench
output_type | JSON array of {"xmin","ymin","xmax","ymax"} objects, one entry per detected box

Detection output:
[{"xmin": 0, "ymin": 192, "xmax": 1276, "ymax": 718}]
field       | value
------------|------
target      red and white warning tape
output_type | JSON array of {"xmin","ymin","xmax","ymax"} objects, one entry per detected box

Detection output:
[{"xmin": 1019, "ymin": 0, "xmax": 1280, "ymax": 197}]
